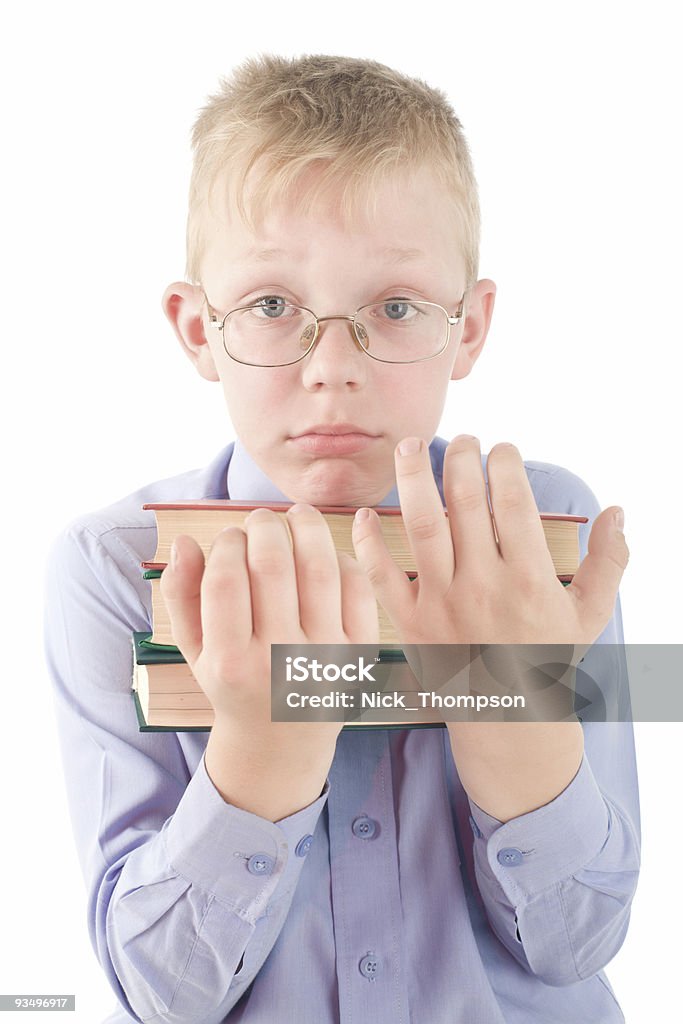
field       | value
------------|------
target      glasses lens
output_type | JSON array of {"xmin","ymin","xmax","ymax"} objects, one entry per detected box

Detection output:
[
  {"xmin": 355, "ymin": 301, "xmax": 448, "ymax": 362},
  {"xmin": 224, "ymin": 301, "xmax": 317, "ymax": 366}
]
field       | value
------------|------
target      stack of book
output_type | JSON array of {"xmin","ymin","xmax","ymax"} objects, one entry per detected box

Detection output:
[{"xmin": 131, "ymin": 500, "xmax": 587, "ymax": 732}]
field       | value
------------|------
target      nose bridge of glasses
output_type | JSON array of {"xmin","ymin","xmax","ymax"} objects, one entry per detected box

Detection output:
[{"xmin": 310, "ymin": 313, "xmax": 368, "ymax": 351}]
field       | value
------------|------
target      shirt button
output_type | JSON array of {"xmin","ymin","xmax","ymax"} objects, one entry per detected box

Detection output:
[
  {"xmin": 497, "ymin": 847, "xmax": 524, "ymax": 867},
  {"xmin": 295, "ymin": 834, "xmax": 314, "ymax": 857},
  {"xmin": 247, "ymin": 852, "xmax": 275, "ymax": 875},
  {"xmin": 359, "ymin": 952, "xmax": 381, "ymax": 980},
  {"xmin": 352, "ymin": 815, "xmax": 378, "ymax": 840}
]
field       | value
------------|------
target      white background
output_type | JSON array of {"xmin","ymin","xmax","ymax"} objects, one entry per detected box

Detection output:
[{"xmin": 2, "ymin": 1, "xmax": 681, "ymax": 1021}]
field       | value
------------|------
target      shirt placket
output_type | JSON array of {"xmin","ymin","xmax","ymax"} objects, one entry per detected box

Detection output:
[{"xmin": 327, "ymin": 729, "xmax": 411, "ymax": 1024}]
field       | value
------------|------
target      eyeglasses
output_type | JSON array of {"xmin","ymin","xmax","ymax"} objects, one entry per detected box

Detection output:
[{"xmin": 204, "ymin": 292, "xmax": 468, "ymax": 366}]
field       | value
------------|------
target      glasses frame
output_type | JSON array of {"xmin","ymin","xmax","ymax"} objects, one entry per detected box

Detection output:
[{"xmin": 204, "ymin": 292, "xmax": 468, "ymax": 367}]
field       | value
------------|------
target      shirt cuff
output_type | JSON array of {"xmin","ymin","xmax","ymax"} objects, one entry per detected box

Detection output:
[
  {"xmin": 467, "ymin": 753, "xmax": 610, "ymax": 897},
  {"xmin": 163, "ymin": 752, "xmax": 330, "ymax": 924}
]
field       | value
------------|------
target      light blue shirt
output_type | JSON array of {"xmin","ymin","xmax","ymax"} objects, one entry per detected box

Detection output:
[{"xmin": 43, "ymin": 437, "xmax": 640, "ymax": 1023}]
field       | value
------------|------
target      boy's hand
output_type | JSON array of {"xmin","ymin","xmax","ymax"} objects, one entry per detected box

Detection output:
[
  {"xmin": 160, "ymin": 505, "xmax": 379, "ymax": 753},
  {"xmin": 352, "ymin": 435, "xmax": 629, "ymax": 651}
]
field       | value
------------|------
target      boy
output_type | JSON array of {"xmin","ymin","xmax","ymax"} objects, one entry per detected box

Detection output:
[{"xmin": 44, "ymin": 55, "xmax": 639, "ymax": 1023}]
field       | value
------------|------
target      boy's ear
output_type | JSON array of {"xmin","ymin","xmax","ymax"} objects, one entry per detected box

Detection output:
[
  {"xmin": 161, "ymin": 282, "xmax": 220, "ymax": 382},
  {"xmin": 450, "ymin": 278, "xmax": 497, "ymax": 381}
]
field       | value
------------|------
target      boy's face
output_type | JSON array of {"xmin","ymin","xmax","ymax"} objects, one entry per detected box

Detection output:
[{"xmin": 164, "ymin": 165, "xmax": 495, "ymax": 507}]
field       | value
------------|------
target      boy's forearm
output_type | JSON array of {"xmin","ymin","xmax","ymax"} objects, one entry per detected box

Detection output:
[
  {"xmin": 446, "ymin": 721, "xmax": 584, "ymax": 823},
  {"xmin": 204, "ymin": 721, "xmax": 334, "ymax": 823}
]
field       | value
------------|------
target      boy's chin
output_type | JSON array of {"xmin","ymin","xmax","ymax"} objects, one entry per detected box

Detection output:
[{"xmin": 280, "ymin": 460, "xmax": 390, "ymax": 508}]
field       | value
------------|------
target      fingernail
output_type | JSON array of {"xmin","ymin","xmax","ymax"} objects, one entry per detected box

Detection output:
[
  {"xmin": 288, "ymin": 503, "xmax": 312, "ymax": 515},
  {"xmin": 355, "ymin": 507, "xmax": 371, "ymax": 523},
  {"xmin": 171, "ymin": 540, "xmax": 179, "ymax": 568},
  {"xmin": 613, "ymin": 507, "xmax": 624, "ymax": 530},
  {"xmin": 246, "ymin": 507, "xmax": 270, "ymax": 521},
  {"xmin": 398, "ymin": 437, "xmax": 422, "ymax": 457}
]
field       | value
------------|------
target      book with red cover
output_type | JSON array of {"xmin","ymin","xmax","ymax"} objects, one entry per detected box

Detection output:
[
  {"xmin": 137, "ymin": 501, "xmax": 585, "ymax": 652},
  {"xmin": 141, "ymin": 500, "xmax": 587, "ymax": 582}
]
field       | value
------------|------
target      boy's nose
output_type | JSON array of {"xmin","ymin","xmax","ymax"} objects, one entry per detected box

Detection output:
[{"xmin": 301, "ymin": 316, "xmax": 369, "ymax": 389}]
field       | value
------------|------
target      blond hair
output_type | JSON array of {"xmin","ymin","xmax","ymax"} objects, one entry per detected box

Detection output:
[{"xmin": 186, "ymin": 54, "xmax": 480, "ymax": 287}]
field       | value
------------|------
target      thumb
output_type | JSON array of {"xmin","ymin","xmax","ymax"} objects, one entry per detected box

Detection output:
[{"xmin": 566, "ymin": 507, "xmax": 629, "ymax": 639}]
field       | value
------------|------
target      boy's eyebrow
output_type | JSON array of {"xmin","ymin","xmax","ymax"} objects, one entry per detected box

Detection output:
[
  {"xmin": 379, "ymin": 246, "xmax": 427, "ymax": 263},
  {"xmin": 247, "ymin": 247, "xmax": 290, "ymax": 261},
  {"xmin": 244, "ymin": 245, "xmax": 427, "ymax": 263}
]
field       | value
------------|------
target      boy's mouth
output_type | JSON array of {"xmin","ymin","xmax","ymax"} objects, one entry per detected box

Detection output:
[{"xmin": 289, "ymin": 423, "xmax": 380, "ymax": 456}]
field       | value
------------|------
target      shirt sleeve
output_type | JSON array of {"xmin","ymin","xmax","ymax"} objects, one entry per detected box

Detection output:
[
  {"xmin": 465, "ymin": 465, "xmax": 641, "ymax": 986},
  {"xmin": 44, "ymin": 521, "xmax": 330, "ymax": 1024}
]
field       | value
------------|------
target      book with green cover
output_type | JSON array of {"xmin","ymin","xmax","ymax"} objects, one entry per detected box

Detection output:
[{"xmin": 131, "ymin": 632, "xmax": 429, "ymax": 734}]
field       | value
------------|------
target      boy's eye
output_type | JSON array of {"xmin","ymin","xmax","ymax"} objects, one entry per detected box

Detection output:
[
  {"xmin": 251, "ymin": 295, "xmax": 292, "ymax": 318},
  {"xmin": 246, "ymin": 295, "xmax": 422, "ymax": 323},
  {"xmin": 379, "ymin": 299, "xmax": 419, "ymax": 321}
]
